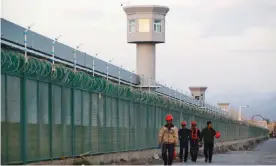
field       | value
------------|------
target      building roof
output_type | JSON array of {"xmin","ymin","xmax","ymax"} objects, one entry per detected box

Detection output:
[
  {"xmin": 188, "ymin": 86, "xmax": 208, "ymax": 91},
  {"xmin": 123, "ymin": 5, "xmax": 169, "ymax": 15}
]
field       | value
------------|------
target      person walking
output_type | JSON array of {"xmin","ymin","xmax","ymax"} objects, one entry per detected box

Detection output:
[
  {"xmin": 200, "ymin": 121, "xmax": 216, "ymax": 163},
  {"xmin": 178, "ymin": 121, "xmax": 190, "ymax": 162},
  {"xmin": 158, "ymin": 114, "xmax": 178, "ymax": 165},
  {"xmin": 189, "ymin": 121, "xmax": 201, "ymax": 162}
]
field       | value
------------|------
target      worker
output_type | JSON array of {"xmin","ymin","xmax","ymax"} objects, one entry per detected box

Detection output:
[
  {"xmin": 189, "ymin": 121, "xmax": 201, "ymax": 162},
  {"xmin": 200, "ymin": 121, "xmax": 216, "ymax": 163},
  {"xmin": 159, "ymin": 114, "xmax": 178, "ymax": 165},
  {"xmin": 178, "ymin": 121, "xmax": 191, "ymax": 162}
]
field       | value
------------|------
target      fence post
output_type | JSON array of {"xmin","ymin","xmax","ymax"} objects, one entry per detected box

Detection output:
[
  {"xmin": 4, "ymin": 74, "xmax": 8, "ymax": 164},
  {"xmin": 97, "ymin": 93, "xmax": 101, "ymax": 153},
  {"xmin": 37, "ymin": 81, "xmax": 41, "ymax": 159},
  {"xmin": 146, "ymin": 102, "xmax": 149, "ymax": 148},
  {"xmin": 117, "ymin": 93, "xmax": 120, "ymax": 151},
  {"xmin": 104, "ymin": 93, "xmax": 107, "ymax": 152},
  {"xmin": 60, "ymin": 87, "xmax": 65, "ymax": 156},
  {"xmin": 128, "ymin": 97, "xmax": 131, "ymax": 150},
  {"xmin": 89, "ymin": 92, "xmax": 92, "ymax": 153},
  {"xmin": 48, "ymin": 83, "xmax": 53, "ymax": 162},
  {"xmin": 71, "ymin": 89, "xmax": 75, "ymax": 158},
  {"xmin": 20, "ymin": 75, "xmax": 27, "ymax": 164},
  {"xmin": 81, "ymin": 91, "xmax": 84, "ymax": 153}
]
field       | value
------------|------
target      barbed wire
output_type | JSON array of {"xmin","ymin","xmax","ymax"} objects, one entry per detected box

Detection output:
[{"xmin": 0, "ymin": 47, "xmax": 269, "ymax": 129}]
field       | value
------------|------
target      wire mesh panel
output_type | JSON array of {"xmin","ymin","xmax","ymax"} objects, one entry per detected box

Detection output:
[
  {"xmin": 147, "ymin": 105, "xmax": 156, "ymax": 148},
  {"xmin": 132, "ymin": 102, "xmax": 140, "ymax": 150},
  {"xmin": 104, "ymin": 95, "xmax": 113, "ymax": 152},
  {"xmin": 51, "ymin": 85, "xmax": 62, "ymax": 158},
  {"xmin": 4, "ymin": 75, "xmax": 22, "ymax": 163},
  {"xmin": 135, "ymin": 103, "xmax": 143, "ymax": 149},
  {"xmin": 91, "ymin": 92, "xmax": 99, "ymax": 154},
  {"xmin": 73, "ymin": 89, "xmax": 83, "ymax": 155},
  {"xmin": 171, "ymin": 110, "xmax": 180, "ymax": 129},
  {"xmin": 129, "ymin": 99, "xmax": 135, "ymax": 150},
  {"xmin": 156, "ymin": 106, "xmax": 163, "ymax": 130},
  {"xmin": 0, "ymin": 48, "xmax": 270, "ymax": 164},
  {"xmin": 26, "ymin": 79, "xmax": 39, "ymax": 161},
  {"xmin": 61, "ymin": 87, "xmax": 72, "ymax": 157},
  {"xmin": 82, "ymin": 91, "xmax": 91, "ymax": 154},
  {"xmin": 122, "ymin": 99, "xmax": 130, "ymax": 151},
  {"xmin": 111, "ymin": 97, "xmax": 118, "ymax": 152},
  {"xmin": 98, "ymin": 93, "xmax": 107, "ymax": 153},
  {"xmin": 118, "ymin": 99, "xmax": 126, "ymax": 151},
  {"xmin": 38, "ymin": 82, "xmax": 50, "ymax": 159},
  {"xmin": 1, "ymin": 74, "xmax": 7, "ymax": 164}
]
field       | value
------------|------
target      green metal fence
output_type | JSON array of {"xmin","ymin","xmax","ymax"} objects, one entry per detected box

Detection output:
[{"xmin": 1, "ymin": 47, "xmax": 268, "ymax": 164}]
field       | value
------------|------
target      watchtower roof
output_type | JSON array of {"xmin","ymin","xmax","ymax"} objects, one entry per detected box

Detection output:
[{"xmin": 123, "ymin": 5, "xmax": 169, "ymax": 15}]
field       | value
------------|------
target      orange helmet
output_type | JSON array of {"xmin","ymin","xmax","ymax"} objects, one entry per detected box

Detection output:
[
  {"xmin": 191, "ymin": 121, "xmax": 197, "ymax": 125},
  {"xmin": 215, "ymin": 131, "xmax": 221, "ymax": 139},
  {"xmin": 173, "ymin": 150, "xmax": 177, "ymax": 160},
  {"xmin": 166, "ymin": 114, "xmax": 173, "ymax": 121},
  {"xmin": 181, "ymin": 121, "xmax": 187, "ymax": 126}
]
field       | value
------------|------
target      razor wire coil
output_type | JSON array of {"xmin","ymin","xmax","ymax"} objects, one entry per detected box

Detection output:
[{"xmin": 0, "ymin": 47, "xmax": 268, "ymax": 128}]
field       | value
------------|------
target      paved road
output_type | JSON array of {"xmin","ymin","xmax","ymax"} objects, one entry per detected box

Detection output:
[{"xmin": 177, "ymin": 139, "xmax": 276, "ymax": 165}]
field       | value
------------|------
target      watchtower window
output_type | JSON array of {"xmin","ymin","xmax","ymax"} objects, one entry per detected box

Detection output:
[
  {"xmin": 128, "ymin": 20, "xmax": 136, "ymax": 33},
  {"xmin": 153, "ymin": 20, "xmax": 162, "ymax": 32}
]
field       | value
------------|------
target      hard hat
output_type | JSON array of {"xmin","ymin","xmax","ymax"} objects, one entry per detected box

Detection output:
[
  {"xmin": 191, "ymin": 121, "xmax": 197, "ymax": 125},
  {"xmin": 166, "ymin": 114, "xmax": 173, "ymax": 121},
  {"xmin": 215, "ymin": 131, "xmax": 221, "ymax": 139},
  {"xmin": 173, "ymin": 150, "xmax": 177, "ymax": 160},
  {"xmin": 181, "ymin": 121, "xmax": 187, "ymax": 126}
]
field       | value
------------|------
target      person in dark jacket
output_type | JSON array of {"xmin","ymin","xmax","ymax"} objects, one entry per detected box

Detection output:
[
  {"xmin": 200, "ymin": 121, "xmax": 216, "ymax": 163},
  {"xmin": 178, "ymin": 121, "xmax": 191, "ymax": 162},
  {"xmin": 189, "ymin": 121, "xmax": 201, "ymax": 162}
]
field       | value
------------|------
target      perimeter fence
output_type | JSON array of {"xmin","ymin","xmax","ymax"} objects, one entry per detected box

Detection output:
[{"xmin": 1, "ymin": 47, "xmax": 268, "ymax": 164}]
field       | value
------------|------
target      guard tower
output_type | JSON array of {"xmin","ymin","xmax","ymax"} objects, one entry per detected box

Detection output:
[
  {"xmin": 189, "ymin": 86, "xmax": 207, "ymax": 106},
  {"xmin": 123, "ymin": 5, "xmax": 169, "ymax": 88},
  {"xmin": 217, "ymin": 103, "xmax": 230, "ymax": 112}
]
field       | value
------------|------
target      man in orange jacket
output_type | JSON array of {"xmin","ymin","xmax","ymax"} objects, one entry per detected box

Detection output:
[{"xmin": 159, "ymin": 114, "xmax": 178, "ymax": 165}]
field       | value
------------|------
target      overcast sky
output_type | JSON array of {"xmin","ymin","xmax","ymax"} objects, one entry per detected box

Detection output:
[{"xmin": 2, "ymin": 0, "xmax": 276, "ymax": 105}]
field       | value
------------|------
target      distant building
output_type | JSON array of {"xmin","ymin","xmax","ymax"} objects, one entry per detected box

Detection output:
[
  {"xmin": 188, "ymin": 86, "xmax": 207, "ymax": 107},
  {"xmin": 227, "ymin": 106, "xmax": 239, "ymax": 121},
  {"xmin": 217, "ymin": 103, "xmax": 230, "ymax": 112},
  {"xmin": 247, "ymin": 120, "xmax": 268, "ymax": 128},
  {"xmin": 267, "ymin": 122, "xmax": 276, "ymax": 133}
]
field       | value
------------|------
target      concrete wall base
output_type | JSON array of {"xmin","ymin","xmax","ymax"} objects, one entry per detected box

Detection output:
[{"xmin": 30, "ymin": 136, "xmax": 268, "ymax": 165}]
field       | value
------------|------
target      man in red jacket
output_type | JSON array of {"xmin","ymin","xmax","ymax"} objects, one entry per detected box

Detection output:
[{"xmin": 189, "ymin": 121, "xmax": 201, "ymax": 162}]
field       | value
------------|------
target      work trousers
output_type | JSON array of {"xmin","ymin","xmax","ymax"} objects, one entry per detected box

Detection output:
[
  {"xmin": 179, "ymin": 142, "xmax": 188, "ymax": 161},
  {"xmin": 204, "ymin": 142, "xmax": 214, "ymax": 162},
  {"xmin": 162, "ymin": 143, "xmax": 174, "ymax": 165},
  {"xmin": 190, "ymin": 144, "xmax": 199, "ymax": 162}
]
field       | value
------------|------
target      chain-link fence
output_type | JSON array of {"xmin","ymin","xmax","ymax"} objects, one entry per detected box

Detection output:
[{"xmin": 1, "ymin": 47, "xmax": 269, "ymax": 164}]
